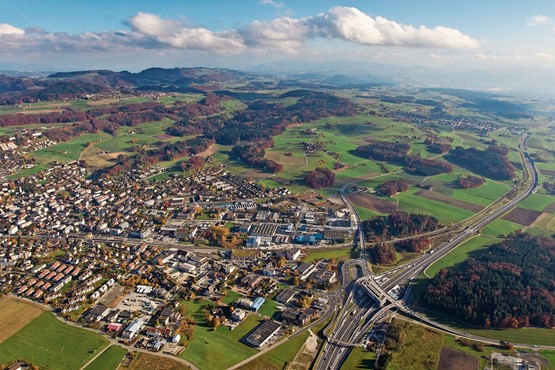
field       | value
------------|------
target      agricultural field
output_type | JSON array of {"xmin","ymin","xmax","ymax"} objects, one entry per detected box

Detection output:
[
  {"xmin": 436, "ymin": 347, "xmax": 478, "ymax": 370},
  {"xmin": 397, "ymin": 191, "xmax": 475, "ymax": 224},
  {"xmin": 481, "ymin": 218, "xmax": 522, "ymax": 237},
  {"xmin": 84, "ymin": 345, "xmax": 127, "ymax": 370},
  {"xmin": 502, "ymin": 207, "xmax": 542, "ymax": 226},
  {"xmin": 348, "ymin": 192, "xmax": 397, "ymax": 215},
  {"xmin": 0, "ymin": 298, "xmax": 44, "ymax": 343},
  {"xmin": 0, "ymin": 311, "xmax": 109, "ymax": 369}
]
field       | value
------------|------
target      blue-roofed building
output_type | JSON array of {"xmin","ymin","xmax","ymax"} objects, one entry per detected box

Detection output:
[
  {"xmin": 250, "ymin": 296, "xmax": 266, "ymax": 312},
  {"xmin": 295, "ymin": 235, "xmax": 316, "ymax": 244}
]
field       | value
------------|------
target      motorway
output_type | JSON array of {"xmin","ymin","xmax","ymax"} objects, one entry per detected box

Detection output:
[{"xmin": 316, "ymin": 134, "xmax": 547, "ymax": 370}]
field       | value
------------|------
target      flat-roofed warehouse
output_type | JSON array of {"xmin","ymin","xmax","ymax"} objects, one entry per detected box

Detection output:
[{"xmin": 245, "ymin": 320, "xmax": 281, "ymax": 348}]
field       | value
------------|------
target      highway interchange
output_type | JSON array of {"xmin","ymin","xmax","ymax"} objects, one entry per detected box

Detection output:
[{"xmin": 316, "ymin": 133, "xmax": 553, "ymax": 370}]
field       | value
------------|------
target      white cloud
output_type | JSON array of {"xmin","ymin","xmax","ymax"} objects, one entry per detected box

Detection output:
[
  {"xmin": 0, "ymin": 7, "xmax": 479, "ymax": 55},
  {"xmin": 258, "ymin": 0, "xmax": 285, "ymax": 8},
  {"xmin": 239, "ymin": 7, "xmax": 479, "ymax": 53},
  {"xmin": 307, "ymin": 7, "xmax": 480, "ymax": 49},
  {"xmin": 127, "ymin": 13, "xmax": 245, "ymax": 52},
  {"xmin": 0, "ymin": 23, "xmax": 25, "ymax": 35},
  {"xmin": 527, "ymin": 14, "xmax": 553, "ymax": 26}
]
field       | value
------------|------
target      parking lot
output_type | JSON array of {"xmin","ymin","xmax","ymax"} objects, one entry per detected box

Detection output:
[{"xmin": 115, "ymin": 291, "xmax": 160, "ymax": 315}]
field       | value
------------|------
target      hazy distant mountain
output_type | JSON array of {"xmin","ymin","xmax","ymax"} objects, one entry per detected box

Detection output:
[{"xmin": 251, "ymin": 60, "xmax": 555, "ymax": 96}]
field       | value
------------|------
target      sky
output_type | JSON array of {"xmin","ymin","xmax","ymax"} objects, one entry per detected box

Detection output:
[{"xmin": 2, "ymin": 0, "xmax": 555, "ymax": 72}]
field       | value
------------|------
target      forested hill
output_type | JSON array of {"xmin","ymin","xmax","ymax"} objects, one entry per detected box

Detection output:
[
  {"xmin": 423, "ymin": 233, "xmax": 555, "ymax": 328},
  {"xmin": 0, "ymin": 67, "xmax": 251, "ymax": 104}
]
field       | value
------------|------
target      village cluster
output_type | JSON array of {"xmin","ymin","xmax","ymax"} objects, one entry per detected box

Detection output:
[
  {"xmin": 0, "ymin": 160, "xmax": 356, "ymax": 355},
  {"xmin": 0, "ymin": 233, "xmax": 337, "ymax": 354}
]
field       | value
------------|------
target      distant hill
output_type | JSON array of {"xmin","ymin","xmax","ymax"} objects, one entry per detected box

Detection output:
[{"xmin": 0, "ymin": 67, "xmax": 252, "ymax": 104}]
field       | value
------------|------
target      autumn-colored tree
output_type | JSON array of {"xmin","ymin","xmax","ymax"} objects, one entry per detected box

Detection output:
[{"xmin": 211, "ymin": 316, "xmax": 221, "ymax": 330}]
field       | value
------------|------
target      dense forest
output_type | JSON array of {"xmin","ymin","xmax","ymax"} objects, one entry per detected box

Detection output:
[
  {"xmin": 457, "ymin": 175, "xmax": 485, "ymax": 189},
  {"xmin": 423, "ymin": 233, "xmax": 555, "ymax": 328},
  {"xmin": 405, "ymin": 155, "xmax": 452, "ymax": 176},
  {"xmin": 425, "ymin": 137, "xmax": 452, "ymax": 154},
  {"xmin": 355, "ymin": 140, "xmax": 410, "ymax": 163},
  {"xmin": 377, "ymin": 180, "xmax": 409, "ymax": 196},
  {"xmin": 304, "ymin": 167, "xmax": 335, "ymax": 189},
  {"xmin": 370, "ymin": 236, "xmax": 432, "ymax": 265},
  {"xmin": 447, "ymin": 145, "xmax": 515, "ymax": 180},
  {"xmin": 363, "ymin": 211, "xmax": 440, "ymax": 241},
  {"xmin": 175, "ymin": 90, "xmax": 358, "ymax": 145},
  {"xmin": 228, "ymin": 141, "xmax": 283, "ymax": 173},
  {"xmin": 356, "ymin": 141, "xmax": 452, "ymax": 176}
]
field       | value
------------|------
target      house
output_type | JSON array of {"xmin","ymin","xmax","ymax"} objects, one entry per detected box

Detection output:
[
  {"xmin": 245, "ymin": 320, "xmax": 281, "ymax": 348},
  {"xmin": 232, "ymin": 308, "xmax": 247, "ymax": 322}
]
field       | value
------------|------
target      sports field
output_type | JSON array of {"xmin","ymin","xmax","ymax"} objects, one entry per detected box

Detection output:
[{"xmin": 0, "ymin": 298, "xmax": 44, "ymax": 343}]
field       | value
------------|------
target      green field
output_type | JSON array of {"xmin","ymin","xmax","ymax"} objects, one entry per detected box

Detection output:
[
  {"xmin": 31, "ymin": 132, "xmax": 111, "ymax": 164},
  {"xmin": 398, "ymin": 192, "xmax": 475, "ymax": 224},
  {"xmin": 0, "ymin": 311, "xmax": 109, "ymax": 370},
  {"xmin": 5, "ymin": 163, "xmax": 49, "ymax": 180},
  {"xmin": 257, "ymin": 298, "xmax": 279, "ymax": 319},
  {"xmin": 84, "ymin": 345, "xmax": 127, "ymax": 370},
  {"xmin": 237, "ymin": 331, "xmax": 310, "ymax": 370},
  {"xmin": 420, "ymin": 309, "xmax": 555, "ymax": 346},
  {"xmin": 424, "ymin": 236, "xmax": 502, "ymax": 277},
  {"xmin": 353, "ymin": 204, "xmax": 384, "ymax": 220},
  {"xmin": 481, "ymin": 218, "xmax": 522, "ymax": 236},
  {"xmin": 179, "ymin": 298, "xmax": 262, "ymax": 370},
  {"xmin": 304, "ymin": 248, "xmax": 352, "ymax": 263},
  {"xmin": 340, "ymin": 347, "xmax": 376, "ymax": 369},
  {"xmin": 93, "ymin": 119, "xmax": 179, "ymax": 153},
  {"xmin": 387, "ymin": 319, "xmax": 443, "ymax": 370},
  {"xmin": 517, "ymin": 193, "xmax": 555, "ymax": 212},
  {"xmin": 541, "ymin": 350, "xmax": 555, "ymax": 370},
  {"xmin": 450, "ymin": 180, "xmax": 511, "ymax": 206}
]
